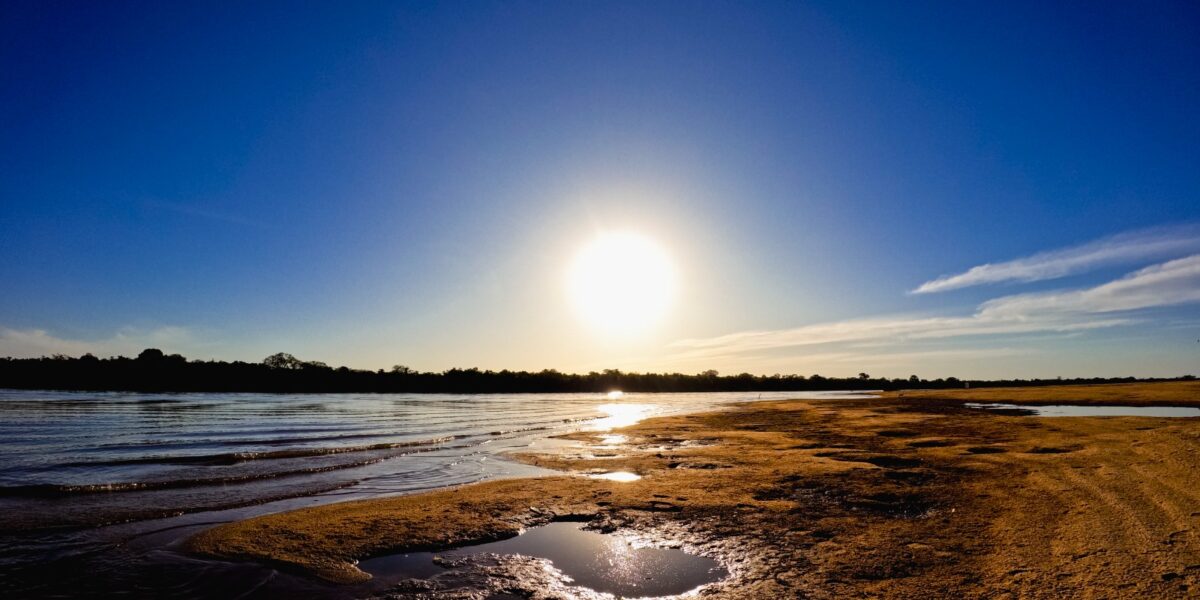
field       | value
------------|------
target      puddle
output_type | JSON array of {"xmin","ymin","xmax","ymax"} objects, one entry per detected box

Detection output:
[
  {"xmin": 361, "ymin": 521, "xmax": 726, "ymax": 598},
  {"xmin": 599, "ymin": 434, "xmax": 628, "ymax": 445},
  {"xmin": 589, "ymin": 471, "xmax": 642, "ymax": 482},
  {"xmin": 965, "ymin": 403, "xmax": 1200, "ymax": 417}
]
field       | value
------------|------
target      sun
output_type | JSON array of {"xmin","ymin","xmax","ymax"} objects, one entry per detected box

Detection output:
[{"xmin": 567, "ymin": 231, "xmax": 677, "ymax": 335}]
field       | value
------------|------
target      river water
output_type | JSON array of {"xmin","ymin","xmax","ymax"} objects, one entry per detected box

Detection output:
[{"xmin": 0, "ymin": 389, "xmax": 859, "ymax": 598}]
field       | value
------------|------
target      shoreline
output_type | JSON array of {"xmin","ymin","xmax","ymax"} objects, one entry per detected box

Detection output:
[
  {"xmin": 187, "ymin": 382, "xmax": 1200, "ymax": 598},
  {"xmin": 883, "ymin": 380, "xmax": 1200, "ymax": 407}
]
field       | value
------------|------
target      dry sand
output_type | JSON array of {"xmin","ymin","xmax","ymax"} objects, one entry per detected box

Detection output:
[{"xmin": 187, "ymin": 382, "xmax": 1200, "ymax": 598}]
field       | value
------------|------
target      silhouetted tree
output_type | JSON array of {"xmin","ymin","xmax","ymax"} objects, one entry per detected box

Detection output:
[
  {"xmin": 0, "ymin": 348, "xmax": 1184, "ymax": 394},
  {"xmin": 263, "ymin": 352, "xmax": 302, "ymax": 370}
]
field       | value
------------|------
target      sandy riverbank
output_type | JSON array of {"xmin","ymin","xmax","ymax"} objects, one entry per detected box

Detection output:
[
  {"xmin": 187, "ymin": 382, "xmax": 1200, "ymax": 598},
  {"xmin": 884, "ymin": 380, "xmax": 1200, "ymax": 407}
]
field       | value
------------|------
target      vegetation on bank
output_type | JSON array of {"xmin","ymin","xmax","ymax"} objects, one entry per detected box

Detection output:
[{"xmin": 0, "ymin": 349, "xmax": 1192, "ymax": 394}]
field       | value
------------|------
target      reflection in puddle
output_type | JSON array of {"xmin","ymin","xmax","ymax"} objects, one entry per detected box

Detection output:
[
  {"xmin": 589, "ymin": 471, "xmax": 641, "ymax": 482},
  {"xmin": 362, "ymin": 521, "xmax": 726, "ymax": 598},
  {"xmin": 965, "ymin": 403, "xmax": 1200, "ymax": 417},
  {"xmin": 593, "ymin": 403, "xmax": 656, "ymax": 430}
]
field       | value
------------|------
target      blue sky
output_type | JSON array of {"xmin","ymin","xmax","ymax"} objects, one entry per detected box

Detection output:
[{"xmin": 2, "ymin": 1, "xmax": 1199, "ymax": 378}]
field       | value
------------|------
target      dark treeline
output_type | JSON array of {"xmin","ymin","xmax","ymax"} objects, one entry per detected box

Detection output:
[{"xmin": 0, "ymin": 349, "xmax": 1191, "ymax": 394}]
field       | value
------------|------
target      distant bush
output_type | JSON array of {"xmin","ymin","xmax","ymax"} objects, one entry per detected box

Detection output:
[{"xmin": 0, "ymin": 350, "xmax": 1175, "ymax": 394}]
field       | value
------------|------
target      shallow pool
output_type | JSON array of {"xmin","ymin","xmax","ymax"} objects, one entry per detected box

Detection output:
[{"xmin": 362, "ymin": 521, "xmax": 727, "ymax": 598}]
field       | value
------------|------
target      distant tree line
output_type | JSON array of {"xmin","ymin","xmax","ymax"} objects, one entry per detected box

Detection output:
[{"xmin": 0, "ymin": 349, "xmax": 1191, "ymax": 394}]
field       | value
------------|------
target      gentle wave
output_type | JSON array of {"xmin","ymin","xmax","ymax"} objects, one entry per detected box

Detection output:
[
  {"xmin": 55, "ymin": 436, "xmax": 458, "ymax": 467},
  {"xmin": 0, "ymin": 456, "xmax": 410, "ymax": 497}
]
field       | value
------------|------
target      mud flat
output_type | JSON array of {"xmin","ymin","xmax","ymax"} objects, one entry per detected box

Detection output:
[{"xmin": 188, "ymin": 382, "xmax": 1200, "ymax": 598}]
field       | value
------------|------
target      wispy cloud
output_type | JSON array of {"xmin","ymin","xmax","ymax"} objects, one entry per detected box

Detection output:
[
  {"xmin": 643, "ymin": 346, "xmax": 1037, "ymax": 378},
  {"xmin": 912, "ymin": 224, "xmax": 1200, "ymax": 294},
  {"xmin": 669, "ymin": 254, "xmax": 1200, "ymax": 365},
  {"xmin": 781, "ymin": 347, "xmax": 1030, "ymax": 365},
  {"xmin": 667, "ymin": 314, "xmax": 1128, "ymax": 364},
  {"xmin": 0, "ymin": 326, "xmax": 195, "ymax": 359},
  {"xmin": 978, "ymin": 254, "xmax": 1200, "ymax": 317}
]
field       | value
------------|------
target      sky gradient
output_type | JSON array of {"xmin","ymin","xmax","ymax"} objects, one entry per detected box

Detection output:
[{"xmin": 2, "ymin": 1, "xmax": 1199, "ymax": 378}]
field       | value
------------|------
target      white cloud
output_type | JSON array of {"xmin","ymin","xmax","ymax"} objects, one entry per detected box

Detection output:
[
  {"xmin": 0, "ymin": 326, "xmax": 194, "ymax": 359},
  {"xmin": 912, "ymin": 224, "xmax": 1200, "ymax": 294},
  {"xmin": 669, "ymin": 254, "xmax": 1200, "ymax": 365},
  {"xmin": 978, "ymin": 254, "xmax": 1200, "ymax": 317}
]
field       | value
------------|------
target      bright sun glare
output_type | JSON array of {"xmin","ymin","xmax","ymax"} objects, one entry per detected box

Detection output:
[{"xmin": 567, "ymin": 232, "xmax": 676, "ymax": 335}]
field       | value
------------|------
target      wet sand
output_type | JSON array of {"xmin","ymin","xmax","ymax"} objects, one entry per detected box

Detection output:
[{"xmin": 187, "ymin": 382, "xmax": 1200, "ymax": 598}]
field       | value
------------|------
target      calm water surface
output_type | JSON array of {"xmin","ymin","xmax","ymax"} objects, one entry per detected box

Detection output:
[
  {"xmin": 0, "ymin": 389, "xmax": 860, "ymax": 598},
  {"xmin": 363, "ymin": 521, "xmax": 727, "ymax": 598}
]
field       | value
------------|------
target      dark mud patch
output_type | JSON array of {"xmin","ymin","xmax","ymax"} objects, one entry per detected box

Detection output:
[
  {"xmin": 666, "ymin": 460, "xmax": 731, "ymax": 470},
  {"xmin": 877, "ymin": 430, "xmax": 920, "ymax": 438},
  {"xmin": 1026, "ymin": 446, "xmax": 1082, "ymax": 454},
  {"xmin": 908, "ymin": 439, "xmax": 956, "ymax": 448},
  {"xmin": 965, "ymin": 446, "xmax": 1008, "ymax": 454},
  {"xmin": 787, "ymin": 442, "xmax": 826, "ymax": 450},
  {"xmin": 814, "ymin": 451, "xmax": 924, "ymax": 469},
  {"xmin": 883, "ymin": 469, "xmax": 938, "ymax": 485},
  {"xmin": 861, "ymin": 455, "xmax": 924, "ymax": 469},
  {"xmin": 845, "ymin": 491, "xmax": 936, "ymax": 518},
  {"xmin": 754, "ymin": 474, "xmax": 938, "ymax": 519},
  {"xmin": 642, "ymin": 500, "xmax": 683, "ymax": 512}
]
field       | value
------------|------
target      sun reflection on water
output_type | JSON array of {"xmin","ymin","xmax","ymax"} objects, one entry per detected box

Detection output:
[
  {"xmin": 598, "ymin": 531, "xmax": 637, "ymax": 584},
  {"xmin": 592, "ymin": 403, "xmax": 656, "ymax": 430},
  {"xmin": 360, "ymin": 521, "xmax": 727, "ymax": 597}
]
